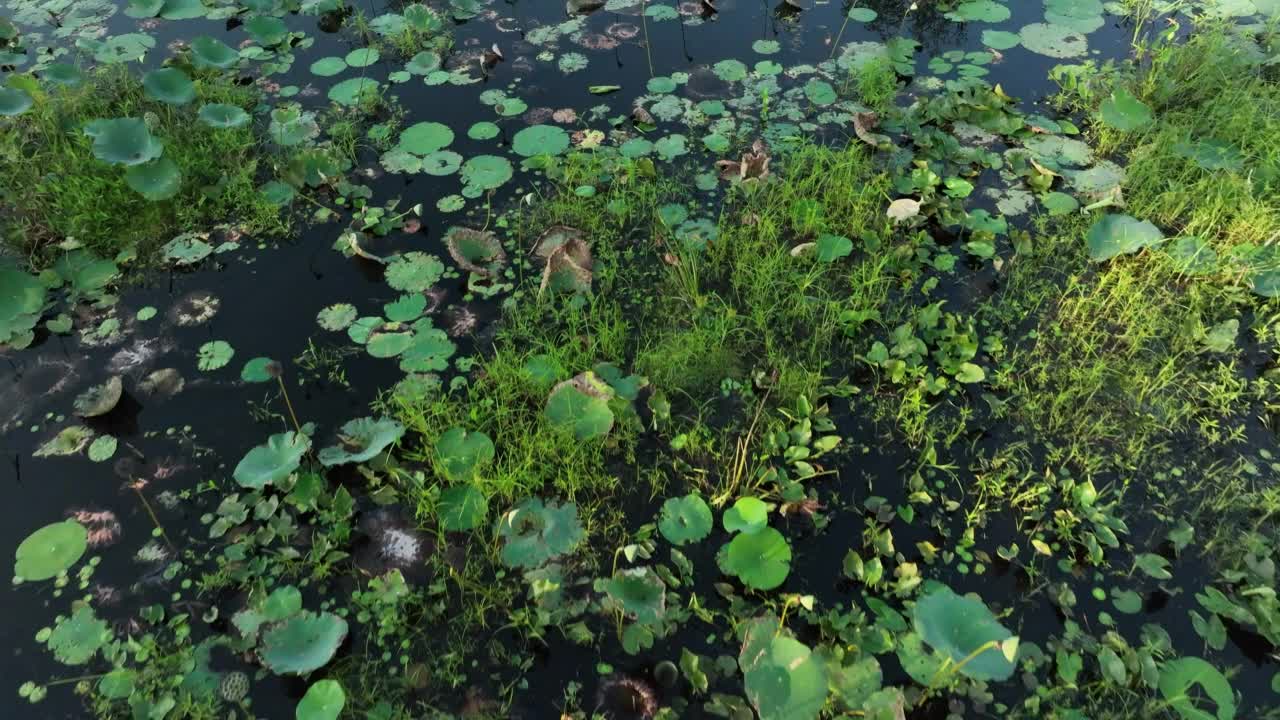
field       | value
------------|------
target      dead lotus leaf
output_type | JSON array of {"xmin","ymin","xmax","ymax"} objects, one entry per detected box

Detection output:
[
  {"xmin": 716, "ymin": 139, "xmax": 771, "ymax": 183},
  {"xmin": 549, "ymin": 370, "xmax": 615, "ymax": 402},
  {"xmin": 789, "ymin": 242, "xmax": 816, "ymax": 258},
  {"xmin": 853, "ymin": 112, "xmax": 894, "ymax": 151},
  {"xmin": 887, "ymin": 198, "xmax": 921, "ymax": 224},
  {"xmin": 631, "ymin": 105, "xmax": 655, "ymax": 126},
  {"xmin": 74, "ymin": 376, "xmax": 123, "ymax": 417},
  {"xmin": 533, "ymin": 226, "xmax": 593, "ymax": 296},
  {"xmin": 446, "ymin": 227, "xmax": 507, "ymax": 277}
]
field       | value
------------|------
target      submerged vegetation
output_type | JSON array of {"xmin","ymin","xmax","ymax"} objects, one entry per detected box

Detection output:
[{"xmin": 3, "ymin": 0, "xmax": 1280, "ymax": 719}]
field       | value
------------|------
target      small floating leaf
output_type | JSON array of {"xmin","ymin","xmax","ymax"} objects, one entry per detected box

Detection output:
[{"xmin": 15, "ymin": 521, "xmax": 88, "ymax": 581}]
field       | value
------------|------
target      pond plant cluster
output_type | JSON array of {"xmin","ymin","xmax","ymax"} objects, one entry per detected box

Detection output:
[{"xmin": 2, "ymin": 0, "xmax": 1280, "ymax": 719}]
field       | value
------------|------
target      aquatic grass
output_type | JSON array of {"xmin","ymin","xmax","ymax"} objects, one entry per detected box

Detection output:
[{"xmin": 0, "ymin": 64, "xmax": 287, "ymax": 265}]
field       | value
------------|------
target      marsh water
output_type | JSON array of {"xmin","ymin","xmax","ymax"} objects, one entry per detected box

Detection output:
[{"xmin": 3, "ymin": 0, "xmax": 1278, "ymax": 717}]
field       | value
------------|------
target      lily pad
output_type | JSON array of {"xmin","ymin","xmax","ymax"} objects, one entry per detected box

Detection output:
[
  {"xmin": 73, "ymin": 376, "xmax": 123, "ymax": 417},
  {"xmin": 544, "ymin": 372, "xmax": 614, "ymax": 440},
  {"xmin": 46, "ymin": 605, "xmax": 111, "ymax": 665},
  {"xmin": 199, "ymin": 103, "xmax": 251, "ymax": 128},
  {"xmin": 1100, "ymin": 87, "xmax": 1154, "ymax": 131},
  {"xmin": 142, "ymin": 68, "xmax": 195, "ymax": 105},
  {"xmin": 1087, "ymin": 214, "xmax": 1165, "ymax": 262},
  {"xmin": 0, "ymin": 86, "xmax": 33, "ymax": 116},
  {"xmin": 234, "ymin": 432, "xmax": 311, "ymax": 489},
  {"xmin": 1019, "ymin": 23, "xmax": 1087, "ymax": 58},
  {"xmin": 318, "ymin": 417, "xmax": 404, "ymax": 466},
  {"xmin": 83, "ymin": 118, "xmax": 163, "ymax": 166},
  {"xmin": 604, "ymin": 567, "xmax": 667, "ymax": 624},
  {"xmin": 260, "ymin": 612, "xmax": 348, "ymax": 675},
  {"xmin": 512, "ymin": 125, "xmax": 571, "ymax": 157},
  {"xmin": 723, "ymin": 496, "xmax": 769, "ymax": 534},
  {"xmin": 197, "ymin": 340, "xmax": 235, "ymax": 371},
  {"xmin": 739, "ymin": 617, "xmax": 828, "ymax": 720},
  {"xmin": 398, "ymin": 121, "xmax": 454, "ymax": 155},
  {"xmin": 1158, "ymin": 657, "xmax": 1236, "ymax": 720},
  {"xmin": 125, "ymin": 157, "xmax": 182, "ymax": 200},
  {"xmin": 498, "ymin": 498, "xmax": 584, "ymax": 569},
  {"xmin": 385, "ymin": 252, "xmax": 445, "ymax": 292},
  {"xmin": 658, "ymin": 493, "xmax": 714, "ymax": 546},
  {"xmin": 15, "ymin": 521, "xmax": 88, "ymax": 581},
  {"xmin": 435, "ymin": 427, "xmax": 495, "ymax": 481},
  {"xmin": 190, "ymin": 36, "xmax": 239, "ymax": 69},
  {"xmin": 720, "ymin": 527, "xmax": 791, "ymax": 590},
  {"xmin": 439, "ymin": 485, "xmax": 489, "ymax": 531},
  {"xmin": 912, "ymin": 585, "xmax": 1016, "ymax": 681},
  {"xmin": 297, "ymin": 680, "xmax": 346, "ymax": 720}
]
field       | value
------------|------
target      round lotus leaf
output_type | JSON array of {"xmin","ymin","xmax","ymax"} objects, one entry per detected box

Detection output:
[
  {"xmin": 309, "ymin": 56, "xmax": 347, "ymax": 77},
  {"xmin": 1099, "ymin": 87, "xmax": 1154, "ymax": 131},
  {"xmin": 435, "ymin": 427, "xmax": 495, "ymax": 481},
  {"xmin": 1018, "ymin": 23, "xmax": 1087, "ymax": 58},
  {"xmin": 366, "ymin": 331, "xmax": 414, "ymax": 358},
  {"xmin": 73, "ymin": 376, "xmax": 123, "ymax": 417},
  {"xmin": 739, "ymin": 619, "xmax": 828, "ymax": 720},
  {"xmin": 88, "ymin": 435, "xmax": 118, "ymax": 462},
  {"xmin": 497, "ymin": 498, "xmax": 584, "ymax": 568},
  {"xmin": 317, "ymin": 303, "xmax": 357, "ymax": 331},
  {"xmin": 713, "ymin": 58, "xmax": 749, "ymax": 82},
  {"xmin": 421, "ymin": 150, "xmax": 462, "ymax": 176},
  {"xmin": 297, "ymin": 679, "xmax": 346, "ymax": 720},
  {"xmin": 980, "ymin": 29, "xmax": 1020, "ymax": 49},
  {"xmin": 0, "ymin": 86, "xmax": 33, "ymax": 116},
  {"xmin": 604, "ymin": 567, "xmax": 666, "ymax": 624},
  {"xmin": 46, "ymin": 604, "xmax": 111, "ymax": 665},
  {"xmin": 512, "ymin": 124, "xmax": 570, "ymax": 157},
  {"xmin": 460, "ymin": 155, "xmax": 513, "ymax": 192},
  {"xmin": 15, "ymin": 521, "xmax": 88, "ymax": 581},
  {"xmin": 125, "ymin": 0, "xmax": 163, "ymax": 18},
  {"xmin": 398, "ymin": 121, "xmax": 454, "ymax": 155},
  {"xmin": 143, "ymin": 68, "xmax": 195, "ymax": 105},
  {"xmin": 43, "ymin": 63, "xmax": 86, "ymax": 87},
  {"xmin": 385, "ymin": 252, "xmax": 445, "ymax": 292},
  {"xmin": 468, "ymin": 121, "xmax": 500, "ymax": 140},
  {"xmin": 198, "ymin": 103, "xmax": 251, "ymax": 128},
  {"xmin": 544, "ymin": 374, "xmax": 614, "ymax": 441},
  {"xmin": 190, "ymin": 36, "xmax": 239, "ymax": 69},
  {"xmin": 647, "ymin": 76, "xmax": 677, "ymax": 94},
  {"xmin": 398, "ymin": 327, "xmax": 455, "ymax": 373},
  {"xmin": 344, "ymin": 47, "xmax": 379, "ymax": 68},
  {"xmin": 260, "ymin": 612, "xmax": 348, "ymax": 675},
  {"xmin": 240, "ymin": 357, "xmax": 276, "ymax": 383},
  {"xmin": 327, "ymin": 77, "xmax": 379, "ymax": 105},
  {"xmin": 159, "ymin": 0, "xmax": 206, "ymax": 19},
  {"xmin": 383, "ymin": 294, "xmax": 426, "ymax": 322},
  {"xmin": 438, "ymin": 484, "xmax": 489, "ymax": 531},
  {"xmin": 723, "ymin": 496, "xmax": 769, "ymax": 534},
  {"xmin": 244, "ymin": 15, "xmax": 288, "ymax": 45},
  {"xmin": 912, "ymin": 585, "xmax": 1015, "ymax": 681},
  {"xmin": 162, "ymin": 233, "xmax": 213, "ymax": 265},
  {"xmin": 945, "ymin": 0, "xmax": 1010, "ymax": 22},
  {"xmin": 197, "ymin": 339, "xmax": 234, "ymax": 371},
  {"xmin": 1086, "ymin": 213, "xmax": 1165, "ymax": 262},
  {"xmin": 125, "ymin": 157, "xmax": 182, "ymax": 200},
  {"xmin": 405, "ymin": 51, "xmax": 441, "ymax": 75},
  {"xmin": 317, "ymin": 417, "xmax": 405, "ymax": 466},
  {"xmin": 721, "ymin": 527, "xmax": 791, "ymax": 589},
  {"xmin": 1040, "ymin": 191, "xmax": 1079, "ymax": 216},
  {"xmin": 83, "ymin": 118, "xmax": 163, "ymax": 166},
  {"xmin": 658, "ymin": 494, "xmax": 713, "ymax": 545},
  {"xmin": 234, "ymin": 431, "xmax": 311, "ymax": 489},
  {"xmin": 1044, "ymin": 0, "xmax": 1105, "ymax": 32},
  {"xmin": 803, "ymin": 79, "xmax": 837, "ymax": 106}
]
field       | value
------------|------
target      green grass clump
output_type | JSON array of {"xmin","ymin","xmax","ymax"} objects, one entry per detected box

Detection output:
[
  {"xmin": 856, "ymin": 57, "xmax": 899, "ymax": 111},
  {"xmin": 0, "ymin": 65, "xmax": 287, "ymax": 266}
]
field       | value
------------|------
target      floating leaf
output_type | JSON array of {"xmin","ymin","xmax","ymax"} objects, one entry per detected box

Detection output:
[
  {"xmin": 912, "ymin": 585, "xmax": 1016, "ymax": 681},
  {"xmin": 445, "ymin": 227, "xmax": 506, "ymax": 276},
  {"xmin": 190, "ymin": 36, "xmax": 239, "ymax": 69},
  {"xmin": 658, "ymin": 494, "xmax": 713, "ymax": 546},
  {"xmin": 739, "ymin": 617, "xmax": 827, "ymax": 720},
  {"xmin": 73, "ymin": 376, "xmax": 123, "ymax": 417},
  {"xmin": 197, "ymin": 340, "xmax": 235, "ymax": 370},
  {"xmin": 498, "ymin": 498, "xmax": 584, "ymax": 568},
  {"xmin": 398, "ymin": 121, "xmax": 454, "ymax": 155},
  {"xmin": 1019, "ymin": 23, "xmax": 1087, "ymax": 58},
  {"xmin": 439, "ymin": 485, "xmax": 489, "ymax": 531},
  {"xmin": 317, "ymin": 417, "xmax": 404, "ymax": 466},
  {"xmin": 1158, "ymin": 657, "xmax": 1236, "ymax": 720},
  {"xmin": 142, "ymin": 68, "xmax": 195, "ymax": 105},
  {"xmin": 1087, "ymin": 214, "xmax": 1165, "ymax": 262},
  {"xmin": 15, "ymin": 521, "xmax": 88, "ymax": 581},
  {"xmin": 513, "ymin": 124, "xmax": 571, "ymax": 157},
  {"xmin": 317, "ymin": 303, "xmax": 358, "ymax": 331},
  {"xmin": 1100, "ymin": 87, "xmax": 1154, "ymax": 131},
  {"xmin": 297, "ymin": 680, "xmax": 345, "ymax": 720},
  {"xmin": 162, "ymin": 233, "xmax": 214, "ymax": 265},
  {"xmin": 544, "ymin": 372, "xmax": 614, "ymax": 440},
  {"xmin": 723, "ymin": 497, "xmax": 769, "ymax": 534},
  {"xmin": 604, "ymin": 567, "xmax": 667, "ymax": 625},
  {"xmin": 234, "ymin": 432, "xmax": 311, "ymax": 489},
  {"xmin": 720, "ymin": 527, "xmax": 791, "ymax": 589},
  {"xmin": 240, "ymin": 357, "xmax": 275, "ymax": 383},
  {"xmin": 385, "ymin": 252, "xmax": 445, "ymax": 292},
  {"xmin": 260, "ymin": 612, "xmax": 348, "ymax": 675},
  {"xmin": 198, "ymin": 103, "xmax": 250, "ymax": 129},
  {"xmin": 88, "ymin": 435, "xmax": 117, "ymax": 462},
  {"xmin": 435, "ymin": 427, "xmax": 495, "ymax": 481},
  {"xmin": 46, "ymin": 605, "xmax": 111, "ymax": 665},
  {"xmin": 34, "ymin": 426, "xmax": 95, "ymax": 457}
]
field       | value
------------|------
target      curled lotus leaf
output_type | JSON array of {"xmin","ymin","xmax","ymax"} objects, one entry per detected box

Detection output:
[
  {"xmin": 198, "ymin": 103, "xmax": 251, "ymax": 129},
  {"xmin": 533, "ymin": 226, "xmax": 593, "ymax": 295},
  {"xmin": 317, "ymin": 417, "xmax": 405, "ymax": 466},
  {"xmin": 142, "ymin": 67, "xmax": 196, "ymax": 105},
  {"xmin": 604, "ymin": 567, "xmax": 667, "ymax": 625},
  {"xmin": 83, "ymin": 118, "xmax": 163, "ymax": 166},
  {"xmin": 445, "ymin": 227, "xmax": 507, "ymax": 277},
  {"xmin": 544, "ymin": 371, "xmax": 614, "ymax": 440},
  {"xmin": 233, "ymin": 432, "xmax": 311, "ymax": 489},
  {"xmin": 190, "ymin": 36, "xmax": 239, "ymax": 69},
  {"xmin": 912, "ymin": 585, "xmax": 1016, "ymax": 681},
  {"xmin": 497, "ymin": 498, "xmax": 584, "ymax": 569},
  {"xmin": 0, "ymin": 86, "xmax": 33, "ymax": 117},
  {"xmin": 15, "ymin": 520, "xmax": 88, "ymax": 581},
  {"xmin": 259, "ymin": 611, "xmax": 348, "ymax": 675},
  {"xmin": 73, "ymin": 376, "xmax": 123, "ymax": 417},
  {"xmin": 1158, "ymin": 657, "xmax": 1236, "ymax": 720},
  {"xmin": 658, "ymin": 494, "xmax": 713, "ymax": 545},
  {"xmin": 739, "ymin": 617, "xmax": 828, "ymax": 720}
]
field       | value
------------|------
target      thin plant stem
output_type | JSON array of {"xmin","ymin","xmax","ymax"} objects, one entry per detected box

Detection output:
[
  {"xmin": 641, "ymin": 0, "xmax": 654, "ymax": 77},
  {"xmin": 276, "ymin": 375, "xmax": 303, "ymax": 434},
  {"xmin": 829, "ymin": 0, "xmax": 859, "ymax": 59}
]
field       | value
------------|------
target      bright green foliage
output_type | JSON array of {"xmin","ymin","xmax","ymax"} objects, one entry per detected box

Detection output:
[
  {"xmin": 233, "ymin": 432, "xmax": 311, "ymax": 489},
  {"xmin": 318, "ymin": 417, "xmax": 405, "ymax": 466},
  {"xmin": 297, "ymin": 680, "xmax": 346, "ymax": 720},
  {"xmin": 739, "ymin": 617, "xmax": 828, "ymax": 720},
  {"xmin": 260, "ymin": 612, "xmax": 348, "ymax": 675},
  {"xmin": 435, "ymin": 427, "xmax": 495, "ymax": 481},
  {"xmin": 1158, "ymin": 657, "xmax": 1236, "ymax": 720},
  {"xmin": 1086, "ymin": 214, "xmax": 1164, "ymax": 262},
  {"xmin": 912, "ymin": 586, "xmax": 1016, "ymax": 681},
  {"xmin": 46, "ymin": 605, "xmax": 112, "ymax": 665},
  {"xmin": 604, "ymin": 567, "xmax": 667, "ymax": 624},
  {"xmin": 723, "ymin": 497, "xmax": 769, "ymax": 534},
  {"xmin": 15, "ymin": 521, "xmax": 88, "ymax": 581},
  {"xmin": 497, "ymin": 498, "xmax": 584, "ymax": 569},
  {"xmin": 720, "ymin": 527, "xmax": 792, "ymax": 590},
  {"xmin": 438, "ymin": 485, "xmax": 489, "ymax": 531},
  {"xmin": 544, "ymin": 373, "xmax": 615, "ymax": 441},
  {"xmin": 658, "ymin": 494, "xmax": 713, "ymax": 545}
]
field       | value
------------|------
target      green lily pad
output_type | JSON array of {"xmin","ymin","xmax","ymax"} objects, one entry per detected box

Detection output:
[
  {"xmin": 297, "ymin": 679, "xmax": 346, "ymax": 720},
  {"xmin": 385, "ymin": 252, "xmax": 445, "ymax": 292},
  {"xmin": 244, "ymin": 15, "xmax": 289, "ymax": 46},
  {"xmin": 1158, "ymin": 657, "xmax": 1236, "ymax": 720},
  {"xmin": 198, "ymin": 103, "xmax": 251, "ymax": 128},
  {"xmin": 327, "ymin": 77, "xmax": 379, "ymax": 106},
  {"xmin": 240, "ymin": 357, "xmax": 276, "ymax": 383},
  {"xmin": 197, "ymin": 340, "xmax": 234, "ymax": 371},
  {"xmin": 46, "ymin": 605, "xmax": 112, "ymax": 665},
  {"xmin": 317, "ymin": 304, "xmax": 358, "ymax": 331},
  {"xmin": 1019, "ymin": 23, "xmax": 1087, "ymax": 58},
  {"xmin": 0, "ymin": 86, "xmax": 33, "ymax": 116},
  {"xmin": 658, "ymin": 493, "xmax": 713, "ymax": 546},
  {"xmin": 345, "ymin": 47, "xmax": 379, "ymax": 68},
  {"xmin": 498, "ymin": 498, "xmax": 584, "ymax": 569},
  {"xmin": 162, "ymin": 233, "xmax": 214, "ymax": 265},
  {"xmin": 544, "ymin": 372, "xmax": 614, "ymax": 441},
  {"xmin": 317, "ymin": 417, "xmax": 404, "ymax": 466},
  {"xmin": 723, "ymin": 496, "xmax": 769, "ymax": 534},
  {"xmin": 143, "ymin": 68, "xmax": 195, "ymax": 105},
  {"xmin": 604, "ymin": 567, "xmax": 667, "ymax": 625},
  {"xmin": 83, "ymin": 118, "xmax": 163, "ymax": 166},
  {"xmin": 720, "ymin": 527, "xmax": 791, "ymax": 589},
  {"xmin": 233, "ymin": 432, "xmax": 311, "ymax": 489},
  {"xmin": 512, "ymin": 125, "xmax": 571, "ymax": 157},
  {"xmin": 43, "ymin": 63, "xmax": 86, "ymax": 87},
  {"xmin": 399, "ymin": 121, "xmax": 454, "ymax": 155},
  {"xmin": 190, "ymin": 36, "xmax": 239, "ymax": 69},
  {"xmin": 912, "ymin": 585, "xmax": 1016, "ymax": 681},
  {"xmin": 15, "ymin": 521, "xmax": 88, "ymax": 581},
  {"xmin": 260, "ymin": 612, "xmax": 348, "ymax": 675},
  {"xmin": 739, "ymin": 617, "xmax": 828, "ymax": 720},
  {"xmin": 945, "ymin": 0, "xmax": 1011, "ymax": 22},
  {"xmin": 125, "ymin": 157, "xmax": 182, "ymax": 200},
  {"xmin": 1087, "ymin": 214, "xmax": 1165, "ymax": 262},
  {"xmin": 439, "ymin": 485, "xmax": 489, "ymax": 531},
  {"xmin": 461, "ymin": 154, "xmax": 514, "ymax": 193},
  {"xmin": 435, "ymin": 427, "xmax": 495, "ymax": 481},
  {"xmin": 34, "ymin": 426, "xmax": 95, "ymax": 457},
  {"xmin": 1100, "ymin": 87, "xmax": 1154, "ymax": 131}
]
